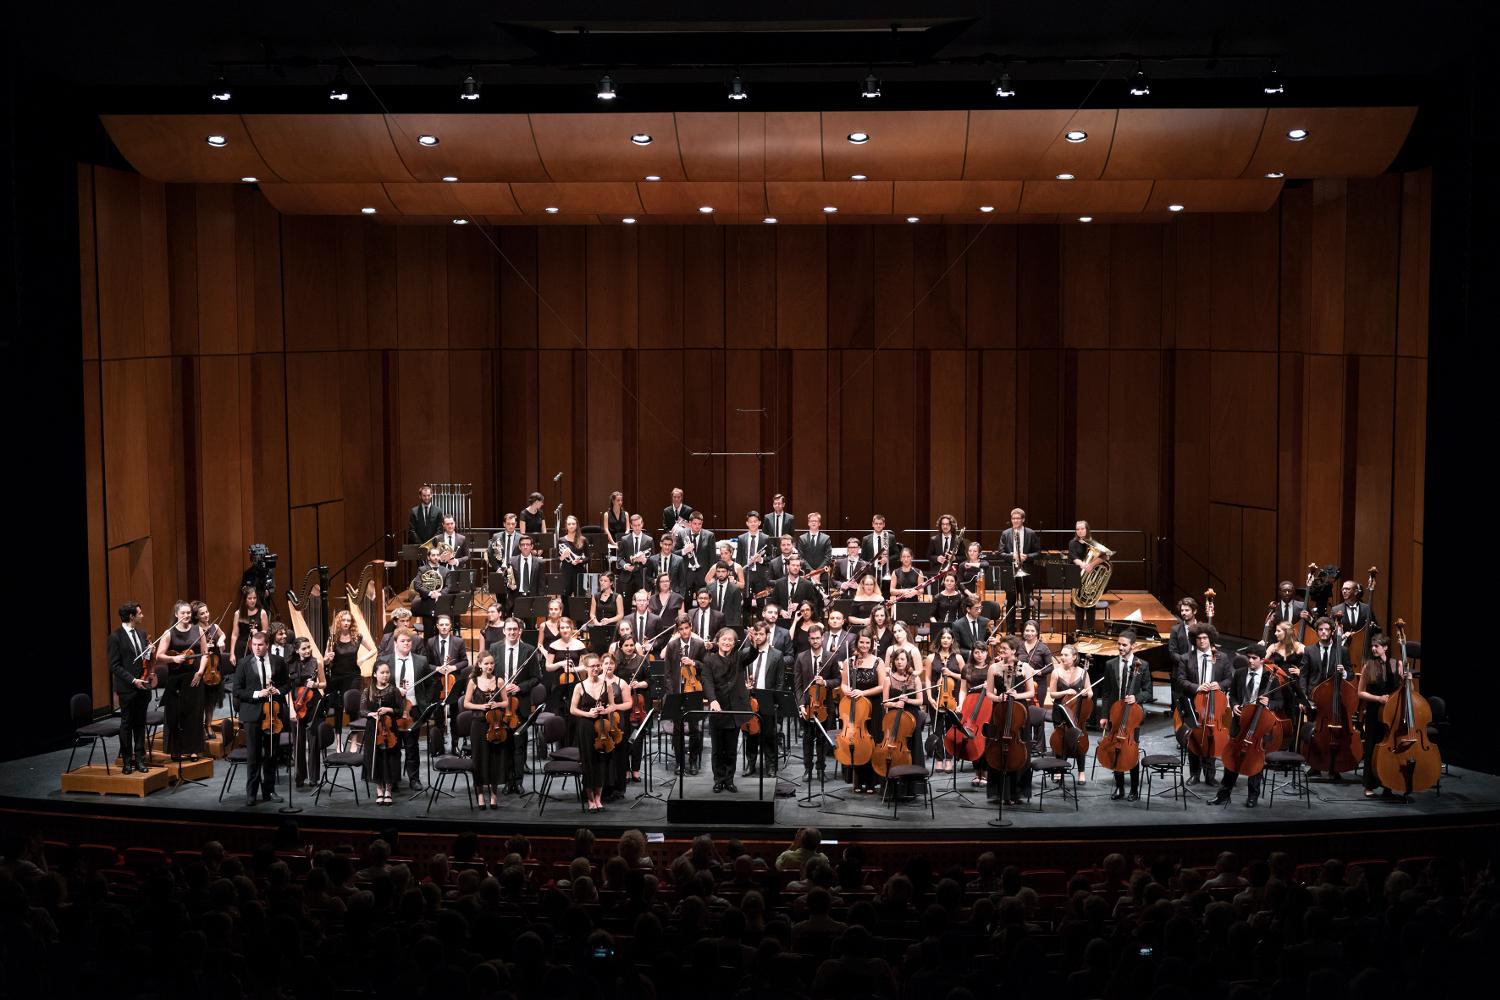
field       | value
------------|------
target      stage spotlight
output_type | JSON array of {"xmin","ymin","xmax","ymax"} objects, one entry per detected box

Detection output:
[
  {"xmin": 1056, "ymin": 173, "xmax": 1075, "ymax": 180},
  {"xmin": 460, "ymin": 76, "xmax": 481, "ymax": 101},
  {"xmin": 622, "ymin": 217, "xmax": 637, "ymax": 224},
  {"xmin": 698, "ymin": 206, "xmax": 714, "ymax": 214},
  {"xmin": 861, "ymin": 74, "xmax": 881, "ymax": 99},
  {"xmin": 728, "ymin": 76, "xmax": 748, "ymax": 101},
  {"xmin": 822, "ymin": 206, "xmax": 838, "ymax": 213},
  {"xmin": 763, "ymin": 217, "xmax": 777, "ymax": 224},
  {"xmin": 452, "ymin": 218, "xmax": 468, "ymax": 225},
  {"xmin": 544, "ymin": 206, "xmax": 560, "ymax": 214},
  {"xmin": 979, "ymin": 205, "xmax": 995, "ymax": 213},
  {"xmin": 597, "ymin": 74, "xmax": 617, "ymax": 101},
  {"xmin": 442, "ymin": 175, "xmax": 459, "ymax": 183},
  {"xmin": 993, "ymin": 72, "xmax": 1016, "ymax": 98},
  {"xmin": 1128, "ymin": 62, "xmax": 1150, "ymax": 97},
  {"xmin": 1078, "ymin": 215, "xmax": 1093, "ymax": 223},
  {"xmin": 906, "ymin": 216, "xmax": 919, "ymax": 223},
  {"xmin": 329, "ymin": 72, "xmax": 350, "ymax": 102},
  {"xmin": 240, "ymin": 176, "xmax": 257, "ymax": 183},
  {"xmin": 210, "ymin": 75, "xmax": 231, "ymax": 102},
  {"xmin": 644, "ymin": 174, "xmax": 661, "ymax": 181},
  {"xmin": 1265, "ymin": 171, "xmax": 1285, "ymax": 179},
  {"xmin": 1168, "ymin": 204, "xmax": 1185, "ymax": 212},
  {"xmin": 850, "ymin": 174, "xmax": 867, "ymax": 181}
]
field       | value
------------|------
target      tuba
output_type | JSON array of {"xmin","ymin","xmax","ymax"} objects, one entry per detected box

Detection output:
[{"xmin": 1071, "ymin": 537, "xmax": 1115, "ymax": 609}]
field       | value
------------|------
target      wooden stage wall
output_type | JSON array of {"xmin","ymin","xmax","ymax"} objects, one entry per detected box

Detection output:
[{"xmin": 78, "ymin": 165, "xmax": 1429, "ymax": 704}]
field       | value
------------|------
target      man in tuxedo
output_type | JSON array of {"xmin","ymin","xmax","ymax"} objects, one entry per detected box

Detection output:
[
  {"xmin": 764, "ymin": 493, "xmax": 795, "ymax": 542},
  {"xmin": 233, "ymin": 631, "xmax": 288, "ymax": 805},
  {"xmin": 409, "ymin": 546, "xmax": 454, "ymax": 640},
  {"xmin": 1099, "ymin": 630, "xmax": 1149, "ymax": 801},
  {"xmin": 375, "ymin": 629, "xmax": 431, "ymax": 791},
  {"xmin": 1173, "ymin": 625, "xmax": 1234, "ymax": 785},
  {"xmin": 927, "ymin": 514, "xmax": 961, "ymax": 572},
  {"xmin": 1212, "ymin": 645, "xmax": 1286, "ymax": 807},
  {"xmin": 952, "ymin": 599, "xmax": 991, "ymax": 655},
  {"xmin": 661, "ymin": 487, "xmax": 688, "ymax": 534},
  {"xmin": 616, "ymin": 513, "xmax": 655, "ymax": 596},
  {"xmin": 701, "ymin": 627, "xmax": 755, "ymax": 793},
  {"xmin": 860, "ymin": 513, "xmax": 901, "ymax": 587},
  {"xmin": 1262, "ymin": 580, "xmax": 1308, "ymax": 643},
  {"xmin": 426, "ymin": 615, "xmax": 468, "ymax": 755},
  {"xmin": 741, "ymin": 621, "xmax": 787, "ymax": 776},
  {"xmin": 794, "ymin": 624, "xmax": 839, "ymax": 779},
  {"xmin": 771, "ymin": 557, "xmax": 823, "ymax": 624},
  {"xmin": 689, "ymin": 588, "xmax": 725, "ymax": 643},
  {"xmin": 796, "ymin": 512, "xmax": 833, "ymax": 582},
  {"xmin": 623, "ymin": 591, "xmax": 665, "ymax": 656},
  {"xmin": 1332, "ymin": 579, "xmax": 1376, "ymax": 661},
  {"xmin": 831, "ymin": 538, "xmax": 870, "ymax": 595},
  {"xmin": 508, "ymin": 536, "xmax": 543, "ymax": 599},
  {"xmin": 662, "ymin": 615, "xmax": 707, "ymax": 775},
  {"xmin": 1168, "ymin": 597, "xmax": 1201, "ymax": 660},
  {"xmin": 489, "ymin": 512, "xmax": 523, "ymax": 570},
  {"xmin": 998, "ymin": 508, "xmax": 1040, "ymax": 630},
  {"xmin": 707, "ymin": 562, "xmax": 744, "ymax": 628},
  {"xmin": 1301, "ymin": 617, "xmax": 1346, "ymax": 694},
  {"xmin": 647, "ymin": 534, "xmax": 688, "ymax": 596},
  {"xmin": 767, "ymin": 534, "xmax": 799, "ymax": 580},
  {"xmin": 680, "ymin": 510, "xmax": 716, "ymax": 591},
  {"xmin": 487, "ymin": 617, "xmax": 537, "ymax": 792},
  {"xmin": 435, "ymin": 515, "xmax": 468, "ymax": 566},
  {"xmin": 758, "ymin": 603, "xmax": 796, "ymax": 660},
  {"xmin": 408, "ymin": 485, "xmax": 444, "ymax": 545},
  {"xmin": 107, "ymin": 601, "xmax": 153, "ymax": 774},
  {"xmin": 736, "ymin": 511, "xmax": 772, "ymax": 608}
]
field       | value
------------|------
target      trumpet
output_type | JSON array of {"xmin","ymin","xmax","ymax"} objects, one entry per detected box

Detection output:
[{"xmin": 683, "ymin": 538, "xmax": 701, "ymax": 573}]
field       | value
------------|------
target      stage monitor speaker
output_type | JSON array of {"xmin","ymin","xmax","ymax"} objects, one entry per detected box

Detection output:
[{"xmin": 667, "ymin": 798, "xmax": 775, "ymax": 826}]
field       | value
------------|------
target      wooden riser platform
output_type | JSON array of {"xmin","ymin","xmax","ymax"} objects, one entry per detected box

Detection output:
[
  {"xmin": 143, "ymin": 753, "xmax": 215, "ymax": 783},
  {"xmin": 61, "ymin": 765, "xmax": 170, "ymax": 797},
  {"xmin": 145, "ymin": 731, "xmax": 234, "ymax": 759}
]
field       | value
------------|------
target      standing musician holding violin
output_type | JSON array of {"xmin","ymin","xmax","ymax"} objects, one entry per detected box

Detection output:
[
  {"xmin": 1174, "ymin": 625, "xmax": 1234, "ymax": 787},
  {"xmin": 1212, "ymin": 646, "xmax": 1288, "ymax": 807},
  {"xmin": 425, "ymin": 615, "xmax": 467, "ymax": 757},
  {"xmin": 617, "ymin": 635, "xmax": 651, "ymax": 784},
  {"xmin": 927, "ymin": 627, "xmax": 965, "ymax": 774},
  {"xmin": 361, "ymin": 659, "xmax": 409, "ymax": 805},
  {"xmin": 193, "ymin": 601, "xmax": 229, "ymax": 744},
  {"xmin": 464, "ymin": 651, "xmax": 507, "ymax": 808},
  {"xmin": 1098, "ymin": 630, "xmax": 1149, "ymax": 801},
  {"xmin": 107, "ymin": 601, "xmax": 154, "ymax": 775},
  {"xmin": 486, "ymin": 618, "xmax": 536, "ymax": 794},
  {"xmin": 155, "ymin": 600, "xmax": 209, "ymax": 760},
  {"xmin": 373, "ymin": 629, "xmax": 430, "ymax": 793},
  {"xmin": 740, "ymin": 621, "xmax": 787, "ymax": 777},
  {"xmin": 286, "ymin": 636, "xmax": 326, "ymax": 788},
  {"xmin": 542, "ymin": 618, "xmax": 587, "ymax": 714},
  {"xmin": 569, "ymin": 653, "xmax": 616, "ymax": 811},
  {"xmin": 599, "ymin": 653, "xmax": 635, "ymax": 801},
  {"xmin": 795, "ymin": 624, "xmax": 840, "ymax": 782},
  {"xmin": 663, "ymin": 614, "xmax": 708, "ymax": 776},
  {"xmin": 232, "ymin": 631, "xmax": 288, "ymax": 807}
]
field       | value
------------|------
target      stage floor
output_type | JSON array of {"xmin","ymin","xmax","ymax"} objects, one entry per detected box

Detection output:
[{"xmin": 6, "ymin": 711, "xmax": 1496, "ymax": 844}]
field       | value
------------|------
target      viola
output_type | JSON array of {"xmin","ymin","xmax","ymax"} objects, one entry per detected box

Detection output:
[
  {"xmin": 629, "ymin": 657, "xmax": 651, "ymax": 725},
  {"xmin": 292, "ymin": 682, "xmax": 318, "ymax": 721},
  {"xmin": 374, "ymin": 712, "xmax": 398, "ymax": 749},
  {"xmin": 201, "ymin": 647, "xmax": 222, "ymax": 686},
  {"xmin": 741, "ymin": 693, "xmax": 761, "ymax": 735},
  {"xmin": 680, "ymin": 659, "xmax": 704, "ymax": 693},
  {"xmin": 594, "ymin": 709, "xmax": 623, "ymax": 752},
  {"xmin": 933, "ymin": 657, "xmax": 959, "ymax": 712},
  {"xmin": 834, "ymin": 694, "xmax": 874, "ymax": 767},
  {"xmin": 1306, "ymin": 663, "xmax": 1362, "ymax": 775},
  {"xmin": 806, "ymin": 679, "xmax": 830, "ymax": 724},
  {"xmin": 485, "ymin": 699, "xmax": 508, "ymax": 743},
  {"xmin": 1372, "ymin": 619, "xmax": 1440, "ymax": 795},
  {"xmin": 1048, "ymin": 688, "xmax": 1093, "ymax": 762},
  {"xmin": 557, "ymin": 652, "xmax": 579, "ymax": 686},
  {"xmin": 260, "ymin": 693, "xmax": 284, "ymax": 735},
  {"xmin": 943, "ymin": 689, "xmax": 992, "ymax": 762},
  {"xmin": 872, "ymin": 702, "xmax": 915, "ymax": 777}
]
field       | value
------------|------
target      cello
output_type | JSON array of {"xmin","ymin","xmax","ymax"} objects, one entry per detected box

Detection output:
[
  {"xmin": 1221, "ymin": 675, "xmax": 1295, "ymax": 779},
  {"xmin": 983, "ymin": 665, "xmax": 1031, "ymax": 776},
  {"xmin": 834, "ymin": 693, "xmax": 874, "ymax": 767},
  {"xmin": 1096, "ymin": 660, "xmax": 1146, "ymax": 773},
  {"xmin": 943, "ymin": 681, "xmax": 992, "ymax": 762},
  {"xmin": 871, "ymin": 702, "xmax": 915, "ymax": 777},
  {"xmin": 1048, "ymin": 686, "xmax": 1094, "ymax": 763},
  {"xmin": 1305, "ymin": 640, "xmax": 1362, "ymax": 776},
  {"xmin": 1372, "ymin": 619, "xmax": 1440, "ymax": 796}
]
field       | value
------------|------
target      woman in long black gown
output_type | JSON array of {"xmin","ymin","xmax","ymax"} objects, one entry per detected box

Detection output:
[
  {"xmin": 361, "ymin": 662, "xmax": 406, "ymax": 805},
  {"xmin": 154, "ymin": 601, "xmax": 207, "ymax": 759},
  {"xmin": 570, "ymin": 653, "xmax": 610, "ymax": 812},
  {"xmin": 463, "ymin": 652, "xmax": 503, "ymax": 808}
]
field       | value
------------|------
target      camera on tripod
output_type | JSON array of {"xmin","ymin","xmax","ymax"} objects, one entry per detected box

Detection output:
[{"xmin": 242, "ymin": 543, "xmax": 279, "ymax": 607}]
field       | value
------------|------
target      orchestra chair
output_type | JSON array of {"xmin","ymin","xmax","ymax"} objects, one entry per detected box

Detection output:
[
  {"xmin": 1425, "ymin": 696, "xmax": 1455, "ymax": 779},
  {"xmin": 67, "ymin": 694, "xmax": 121, "ymax": 775},
  {"xmin": 536, "ymin": 713, "xmax": 585, "ymax": 815},
  {"xmin": 314, "ymin": 720, "xmax": 366, "ymax": 805},
  {"xmin": 1031, "ymin": 755, "xmax": 1079, "ymax": 812},
  {"xmin": 880, "ymin": 764, "xmax": 934, "ymax": 819},
  {"xmin": 144, "ymin": 665, "xmax": 168, "ymax": 747},
  {"xmin": 537, "ymin": 684, "xmax": 579, "ymax": 761},
  {"xmin": 1264, "ymin": 749, "xmax": 1311, "ymax": 808},
  {"xmin": 218, "ymin": 742, "xmax": 251, "ymax": 802},
  {"xmin": 1142, "ymin": 741, "xmax": 1187, "ymax": 811},
  {"xmin": 342, "ymin": 688, "xmax": 367, "ymax": 739},
  {"xmin": 426, "ymin": 710, "xmax": 475, "ymax": 815}
]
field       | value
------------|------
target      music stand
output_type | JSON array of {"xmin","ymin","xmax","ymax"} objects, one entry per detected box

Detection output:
[
  {"xmin": 629, "ymin": 707, "xmax": 666, "ymax": 805},
  {"xmin": 400, "ymin": 544, "xmax": 425, "ymax": 562},
  {"xmin": 797, "ymin": 717, "xmax": 844, "ymax": 808},
  {"xmin": 585, "ymin": 625, "xmax": 616, "ymax": 653},
  {"xmin": 524, "ymin": 531, "xmax": 551, "ymax": 552},
  {"xmin": 829, "ymin": 598, "xmax": 862, "ymax": 620},
  {"xmin": 512, "ymin": 596, "xmax": 549, "ymax": 620},
  {"xmin": 931, "ymin": 707, "xmax": 977, "ymax": 807},
  {"xmin": 446, "ymin": 570, "xmax": 475, "ymax": 591},
  {"xmin": 892, "ymin": 602, "xmax": 932, "ymax": 627},
  {"xmin": 436, "ymin": 593, "xmax": 471, "ymax": 621},
  {"xmin": 509, "ymin": 705, "xmax": 547, "ymax": 805}
]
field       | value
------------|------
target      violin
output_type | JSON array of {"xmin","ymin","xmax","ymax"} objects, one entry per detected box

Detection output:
[
  {"xmin": 806, "ymin": 675, "xmax": 830, "ymax": 724},
  {"xmin": 741, "ymin": 685, "xmax": 761, "ymax": 736},
  {"xmin": 374, "ymin": 694, "xmax": 413, "ymax": 749},
  {"xmin": 201, "ymin": 646, "xmax": 222, "ymax": 687},
  {"xmin": 944, "ymin": 686, "xmax": 992, "ymax": 762},
  {"xmin": 1306, "ymin": 650, "xmax": 1362, "ymax": 775},
  {"xmin": 556, "ymin": 649, "xmax": 579, "ymax": 686},
  {"xmin": 933, "ymin": 655, "xmax": 960, "ymax": 712},
  {"xmin": 292, "ymin": 682, "xmax": 318, "ymax": 721},
  {"xmin": 261, "ymin": 692, "xmax": 284, "ymax": 735},
  {"xmin": 593, "ymin": 701, "xmax": 623, "ymax": 752},
  {"xmin": 1096, "ymin": 662, "xmax": 1145, "ymax": 773},
  {"xmin": 628, "ymin": 656, "xmax": 650, "ymax": 725},
  {"xmin": 679, "ymin": 657, "xmax": 704, "ymax": 693},
  {"xmin": 1372, "ymin": 619, "xmax": 1440, "ymax": 795},
  {"xmin": 1048, "ymin": 687, "xmax": 1093, "ymax": 762},
  {"xmin": 872, "ymin": 699, "xmax": 915, "ymax": 777},
  {"xmin": 437, "ymin": 644, "xmax": 461, "ymax": 701},
  {"xmin": 834, "ymin": 693, "xmax": 874, "ymax": 767},
  {"xmin": 485, "ymin": 694, "xmax": 508, "ymax": 743}
]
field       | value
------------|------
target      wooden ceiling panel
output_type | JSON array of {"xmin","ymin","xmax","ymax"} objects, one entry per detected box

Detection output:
[
  {"xmin": 100, "ymin": 115, "xmax": 279, "ymax": 183},
  {"xmin": 509, "ymin": 182, "xmax": 643, "ymax": 215},
  {"xmin": 528, "ymin": 113, "xmax": 685, "ymax": 181},
  {"xmin": 485, "ymin": 214, "xmax": 602, "ymax": 225},
  {"xmin": 766, "ymin": 181, "xmax": 894, "ymax": 215},
  {"xmin": 1104, "ymin": 108, "xmax": 1267, "ymax": 179},
  {"xmin": 241, "ymin": 115, "xmax": 413, "ymax": 182},
  {"xmin": 763, "ymin": 112, "xmax": 825, "ymax": 180},
  {"xmin": 1018, "ymin": 180, "xmax": 1153, "ymax": 214},
  {"xmin": 718, "ymin": 214, "xmax": 826, "ymax": 226},
  {"xmin": 893, "ymin": 180, "xmax": 1023, "ymax": 214},
  {"xmin": 1144, "ymin": 179, "xmax": 1284, "ymax": 213},
  {"xmin": 256, "ymin": 183, "xmax": 398, "ymax": 215},
  {"xmin": 965, "ymin": 109, "xmax": 1118, "ymax": 179},
  {"xmin": 820, "ymin": 110, "xmax": 969, "ymax": 180},
  {"xmin": 675, "ymin": 113, "xmax": 767, "ymax": 180},
  {"xmin": 1241, "ymin": 106, "xmax": 1417, "ymax": 178},
  {"xmin": 453, "ymin": 184, "xmax": 523, "ymax": 216},
  {"xmin": 383, "ymin": 114, "xmax": 548, "ymax": 182},
  {"xmin": 381, "ymin": 183, "xmax": 521, "ymax": 216},
  {"xmin": 637, "ymin": 182, "xmax": 767, "ymax": 215}
]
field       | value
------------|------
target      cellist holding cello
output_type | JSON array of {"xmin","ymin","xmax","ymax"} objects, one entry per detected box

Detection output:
[
  {"xmin": 1174, "ymin": 625, "xmax": 1234, "ymax": 787},
  {"xmin": 1098, "ymin": 630, "xmax": 1149, "ymax": 801},
  {"xmin": 1212, "ymin": 645, "xmax": 1288, "ymax": 807},
  {"xmin": 983, "ymin": 638, "xmax": 1036, "ymax": 806}
]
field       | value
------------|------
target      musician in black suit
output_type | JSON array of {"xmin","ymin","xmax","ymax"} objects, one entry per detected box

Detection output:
[
  {"xmin": 425, "ymin": 616, "xmax": 468, "ymax": 755},
  {"xmin": 771, "ymin": 557, "xmax": 823, "ymax": 623},
  {"xmin": 688, "ymin": 589, "xmax": 725, "ymax": 643},
  {"xmin": 767, "ymin": 535, "xmax": 799, "ymax": 580},
  {"xmin": 1301, "ymin": 617, "xmax": 1347, "ymax": 695},
  {"xmin": 741, "ymin": 621, "xmax": 788, "ymax": 775},
  {"xmin": 1172, "ymin": 625, "xmax": 1235, "ymax": 785},
  {"xmin": 622, "ymin": 592, "xmax": 664, "ymax": 656},
  {"xmin": 1212, "ymin": 646, "xmax": 1287, "ymax": 807},
  {"xmin": 757, "ymin": 604, "xmax": 796, "ymax": 660},
  {"xmin": 107, "ymin": 602, "xmax": 154, "ymax": 774},
  {"xmin": 508, "ymin": 536, "xmax": 544, "ymax": 599},
  {"xmin": 409, "ymin": 546, "xmax": 454, "ymax": 640},
  {"xmin": 796, "ymin": 512, "xmax": 833, "ymax": 581},
  {"xmin": 645, "ymin": 534, "xmax": 687, "ymax": 596},
  {"xmin": 661, "ymin": 488, "xmax": 689, "ymax": 534},
  {"xmin": 1167, "ymin": 597, "xmax": 1201, "ymax": 660},
  {"xmin": 679, "ymin": 510, "xmax": 716, "ymax": 591},
  {"xmin": 659, "ymin": 615, "xmax": 706, "ymax": 774},
  {"xmin": 486, "ymin": 618, "xmax": 537, "ymax": 791},
  {"xmin": 432, "ymin": 515, "xmax": 468, "ymax": 566},
  {"xmin": 488, "ymin": 512, "xmax": 523, "ymax": 570},
  {"xmin": 952, "ymin": 599, "xmax": 991, "ymax": 655},
  {"xmin": 1098, "ymin": 630, "xmax": 1150, "ymax": 801},
  {"xmin": 794, "ymin": 624, "xmax": 840, "ymax": 779},
  {"xmin": 375, "ymin": 630, "xmax": 432, "ymax": 790},
  {"xmin": 1332, "ymin": 580, "xmax": 1376, "ymax": 661},
  {"xmin": 830, "ymin": 538, "xmax": 871, "ymax": 596},
  {"xmin": 408, "ymin": 485, "xmax": 444, "ymax": 545},
  {"xmin": 1261, "ymin": 581, "xmax": 1308, "ymax": 643},
  {"xmin": 232, "ymin": 631, "xmax": 289, "ymax": 805},
  {"xmin": 701, "ymin": 626, "xmax": 756, "ymax": 792},
  {"xmin": 616, "ymin": 514, "xmax": 655, "ymax": 596},
  {"xmin": 998, "ymin": 508, "xmax": 1041, "ymax": 630},
  {"xmin": 927, "ymin": 514, "xmax": 962, "ymax": 573},
  {"xmin": 860, "ymin": 514, "xmax": 901, "ymax": 587},
  {"xmin": 706, "ymin": 563, "xmax": 744, "ymax": 628},
  {"xmin": 763, "ymin": 494, "xmax": 795, "ymax": 542},
  {"xmin": 736, "ymin": 512, "xmax": 772, "ymax": 607}
]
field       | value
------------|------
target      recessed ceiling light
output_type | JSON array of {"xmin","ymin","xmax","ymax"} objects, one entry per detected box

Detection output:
[
  {"xmin": 1287, "ymin": 128, "xmax": 1308, "ymax": 141},
  {"xmin": 698, "ymin": 206, "xmax": 714, "ymax": 214},
  {"xmin": 417, "ymin": 134, "xmax": 439, "ymax": 147},
  {"xmin": 822, "ymin": 206, "xmax": 838, "ymax": 213},
  {"xmin": 850, "ymin": 174, "xmax": 867, "ymax": 181},
  {"xmin": 240, "ymin": 176, "xmax": 257, "ymax": 183},
  {"xmin": 205, "ymin": 134, "xmax": 227, "ymax": 147},
  {"xmin": 622, "ymin": 217, "xmax": 637, "ymax": 224},
  {"xmin": 1265, "ymin": 171, "xmax": 1285, "ymax": 179},
  {"xmin": 544, "ymin": 206, "xmax": 560, "ymax": 214},
  {"xmin": 1078, "ymin": 215, "xmax": 1093, "ymax": 223},
  {"xmin": 763, "ymin": 217, "xmax": 777, "ymax": 224},
  {"xmin": 906, "ymin": 216, "xmax": 919, "ymax": 223},
  {"xmin": 644, "ymin": 175, "xmax": 661, "ymax": 182},
  {"xmin": 630, "ymin": 133, "xmax": 653, "ymax": 146},
  {"xmin": 847, "ymin": 131, "xmax": 870, "ymax": 144},
  {"xmin": 993, "ymin": 72, "xmax": 1016, "ymax": 99},
  {"xmin": 360, "ymin": 207, "xmax": 377, "ymax": 215},
  {"xmin": 979, "ymin": 205, "xmax": 995, "ymax": 213},
  {"xmin": 1056, "ymin": 173, "xmax": 1075, "ymax": 180},
  {"xmin": 451, "ymin": 218, "xmax": 468, "ymax": 225},
  {"xmin": 442, "ymin": 175, "xmax": 459, "ymax": 183},
  {"xmin": 596, "ymin": 74, "xmax": 616, "ymax": 101},
  {"xmin": 1168, "ymin": 204, "xmax": 1185, "ymax": 213},
  {"xmin": 860, "ymin": 74, "xmax": 881, "ymax": 99},
  {"xmin": 728, "ymin": 76, "xmax": 748, "ymax": 101},
  {"xmin": 1065, "ymin": 130, "xmax": 1088, "ymax": 143}
]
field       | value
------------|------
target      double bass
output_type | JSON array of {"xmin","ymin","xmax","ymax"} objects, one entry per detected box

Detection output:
[
  {"xmin": 1305, "ymin": 643, "xmax": 1362, "ymax": 776},
  {"xmin": 1337, "ymin": 566, "xmax": 1378, "ymax": 675},
  {"xmin": 1096, "ymin": 661, "xmax": 1146, "ymax": 773},
  {"xmin": 1372, "ymin": 619, "xmax": 1440, "ymax": 795}
]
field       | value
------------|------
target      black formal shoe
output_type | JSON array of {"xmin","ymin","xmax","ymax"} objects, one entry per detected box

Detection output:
[
  {"xmin": 802, "ymin": 770, "xmax": 813, "ymax": 783},
  {"xmin": 1245, "ymin": 795, "xmax": 1259, "ymax": 808},
  {"xmin": 121, "ymin": 758, "xmax": 135, "ymax": 775},
  {"xmin": 742, "ymin": 763, "xmax": 756, "ymax": 777},
  {"xmin": 245, "ymin": 796, "xmax": 259, "ymax": 807},
  {"xmin": 1111, "ymin": 788, "xmax": 1124, "ymax": 801},
  {"xmin": 264, "ymin": 791, "xmax": 283, "ymax": 802},
  {"xmin": 408, "ymin": 779, "xmax": 424, "ymax": 791},
  {"xmin": 1211, "ymin": 789, "xmax": 1232, "ymax": 806},
  {"xmin": 1187, "ymin": 775, "xmax": 1201, "ymax": 786},
  {"xmin": 724, "ymin": 781, "xmax": 738, "ymax": 793},
  {"xmin": 1126, "ymin": 791, "xmax": 1140, "ymax": 802},
  {"xmin": 712, "ymin": 781, "xmax": 724, "ymax": 793},
  {"xmin": 1204, "ymin": 776, "xmax": 1220, "ymax": 787},
  {"xmin": 688, "ymin": 766, "xmax": 701, "ymax": 776}
]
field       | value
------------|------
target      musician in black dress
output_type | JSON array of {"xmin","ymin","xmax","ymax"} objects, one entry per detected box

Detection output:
[
  {"xmin": 616, "ymin": 635, "xmax": 651, "ymax": 783},
  {"xmin": 1068, "ymin": 521, "xmax": 1104, "ymax": 631},
  {"xmin": 927, "ymin": 627, "xmax": 965, "ymax": 774},
  {"xmin": 1356, "ymin": 633, "xmax": 1403, "ymax": 799},
  {"xmin": 193, "ymin": 601, "xmax": 229, "ymax": 741},
  {"xmin": 603, "ymin": 491, "xmax": 630, "ymax": 549},
  {"xmin": 519, "ymin": 492, "xmax": 546, "ymax": 533},
  {"xmin": 286, "ymin": 637, "xmax": 326, "ymax": 787},
  {"xmin": 463, "ymin": 652, "xmax": 505, "ymax": 809},
  {"xmin": 954, "ymin": 541, "xmax": 989, "ymax": 596},
  {"xmin": 324, "ymin": 610, "xmax": 371, "ymax": 734},
  {"xmin": 361, "ymin": 660, "xmax": 406, "ymax": 805},
  {"xmin": 107, "ymin": 602, "xmax": 153, "ymax": 774},
  {"xmin": 1045, "ymin": 645, "xmax": 1094, "ymax": 780},
  {"xmin": 154, "ymin": 601, "xmax": 207, "ymax": 759},
  {"xmin": 600, "ymin": 652, "xmax": 635, "ymax": 800},
  {"xmin": 883, "ymin": 646, "xmax": 926, "ymax": 796},
  {"xmin": 543, "ymin": 617, "xmax": 586, "ymax": 714},
  {"xmin": 985, "ymin": 639, "xmax": 1036, "ymax": 805},
  {"xmin": 931, "ymin": 572, "xmax": 967, "ymax": 626},
  {"xmin": 558, "ymin": 515, "xmax": 591, "ymax": 598},
  {"xmin": 480, "ymin": 602, "xmax": 506, "ymax": 649},
  {"xmin": 1017, "ymin": 620, "xmax": 1055, "ymax": 753},
  {"xmin": 888, "ymin": 548, "xmax": 925, "ymax": 602},
  {"xmin": 840, "ymin": 631, "xmax": 886, "ymax": 794},
  {"xmin": 570, "ymin": 653, "xmax": 612, "ymax": 812}
]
